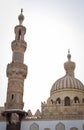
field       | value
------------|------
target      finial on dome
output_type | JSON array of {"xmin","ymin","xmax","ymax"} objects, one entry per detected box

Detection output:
[
  {"xmin": 64, "ymin": 50, "xmax": 75, "ymax": 77},
  {"xmin": 21, "ymin": 8, "xmax": 23, "ymax": 14},
  {"xmin": 68, "ymin": 49, "xmax": 70, "ymax": 54},
  {"xmin": 18, "ymin": 8, "xmax": 24, "ymax": 25},
  {"xmin": 67, "ymin": 49, "xmax": 71, "ymax": 61}
]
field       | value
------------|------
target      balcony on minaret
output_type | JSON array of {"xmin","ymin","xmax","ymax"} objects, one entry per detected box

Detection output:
[
  {"xmin": 11, "ymin": 25, "xmax": 27, "ymax": 63},
  {"xmin": 15, "ymin": 25, "xmax": 26, "ymax": 41}
]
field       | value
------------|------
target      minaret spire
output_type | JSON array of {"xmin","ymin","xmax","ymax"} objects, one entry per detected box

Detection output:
[
  {"xmin": 21, "ymin": 8, "xmax": 23, "ymax": 14},
  {"xmin": 68, "ymin": 49, "xmax": 70, "ymax": 54},
  {"xmin": 18, "ymin": 8, "xmax": 24, "ymax": 25}
]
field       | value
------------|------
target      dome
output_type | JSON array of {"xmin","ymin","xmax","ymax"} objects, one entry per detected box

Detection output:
[
  {"xmin": 51, "ymin": 75, "xmax": 84, "ymax": 94},
  {"xmin": 50, "ymin": 51, "xmax": 84, "ymax": 95}
]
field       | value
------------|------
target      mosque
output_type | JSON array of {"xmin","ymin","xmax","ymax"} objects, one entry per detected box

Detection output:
[{"xmin": 0, "ymin": 10, "xmax": 84, "ymax": 130}]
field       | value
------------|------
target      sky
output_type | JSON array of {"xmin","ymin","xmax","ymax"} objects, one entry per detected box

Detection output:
[{"xmin": 0, "ymin": 0, "xmax": 84, "ymax": 114}]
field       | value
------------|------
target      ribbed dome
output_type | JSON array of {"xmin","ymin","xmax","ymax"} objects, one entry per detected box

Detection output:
[
  {"xmin": 50, "ymin": 52, "xmax": 84, "ymax": 95},
  {"xmin": 51, "ymin": 75, "xmax": 84, "ymax": 94}
]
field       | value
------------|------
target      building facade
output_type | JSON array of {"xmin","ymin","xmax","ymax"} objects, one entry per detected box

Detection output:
[{"xmin": 0, "ymin": 11, "xmax": 84, "ymax": 130}]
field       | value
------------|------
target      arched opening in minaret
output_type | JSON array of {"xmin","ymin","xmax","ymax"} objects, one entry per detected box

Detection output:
[
  {"xmin": 18, "ymin": 29, "xmax": 21, "ymax": 40},
  {"xmin": 11, "ymin": 94, "xmax": 14, "ymax": 100},
  {"xmin": 64, "ymin": 96, "xmax": 70, "ymax": 106}
]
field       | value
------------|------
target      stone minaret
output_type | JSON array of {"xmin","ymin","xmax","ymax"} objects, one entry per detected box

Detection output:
[
  {"xmin": 5, "ymin": 9, "xmax": 27, "ymax": 110},
  {"xmin": 2, "ymin": 9, "xmax": 27, "ymax": 130}
]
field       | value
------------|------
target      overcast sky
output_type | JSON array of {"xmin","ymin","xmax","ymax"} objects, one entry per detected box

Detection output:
[{"xmin": 0, "ymin": 0, "xmax": 84, "ymax": 114}]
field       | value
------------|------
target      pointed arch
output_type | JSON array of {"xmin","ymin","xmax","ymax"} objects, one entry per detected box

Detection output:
[
  {"xmin": 70, "ymin": 127, "xmax": 78, "ymax": 130},
  {"xmin": 30, "ymin": 123, "xmax": 39, "ymax": 130},
  {"xmin": 44, "ymin": 128, "xmax": 50, "ymax": 130},
  {"xmin": 56, "ymin": 122, "xmax": 65, "ymax": 130}
]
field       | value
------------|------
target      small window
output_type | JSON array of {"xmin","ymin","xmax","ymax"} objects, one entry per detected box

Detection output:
[
  {"xmin": 64, "ymin": 96, "xmax": 70, "ymax": 106},
  {"xmin": 74, "ymin": 97, "xmax": 79, "ymax": 103},
  {"xmin": 51, "ymin": 99, "xmax": 53, "ymax": 104},
  {"xmin": 82, "ymin": 98, "xmax": 84, "ymax": 103},
  {"xmin": 11, "ymin": 94, "xmax": 14, "ymax": 100},
  {"xmin": 56, "ymin": 98, "xmax": 61, "ymax": 104}
]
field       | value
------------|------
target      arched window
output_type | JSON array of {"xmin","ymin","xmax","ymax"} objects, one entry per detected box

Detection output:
[
  {"xmin": 44, "ymin": 128, "xmax": 50, "ymax": 130},
  {"xmin": 70, "ymin": 127, "xmax": 78, "ymax": 130},
  {"xmin": 56, "ymin": 98, "xmax": 61, "ymax": 104},
  {"xmin": 30, "ymin": 123, "xmax": 39, "ymax": 130},
  {"xmin": 82, "ymin": 98, "xmax": 84, "ymax": 103},
  {"xmin": 64, "ymin": 96, "xmax": 70, "ymax": 106},
  {"xmin": 11, "ymin": 94, "xmax": 15, "ymax": 102},
  {"xmin": 74, "ymin": 97, "xmax": 79, "ymax": 103},
  {"xmin": 51, "ymin": 99, "xmax": 53, "ymax": 104},
  {"xmin": 56, "ymin": 122, "xmax": 65, "ymax": 130}
]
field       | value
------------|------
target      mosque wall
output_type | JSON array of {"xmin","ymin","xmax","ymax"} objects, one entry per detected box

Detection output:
[
  {"xmin": 21, "ymin": 120, "xmax": 84, "ymax": 130},
  {"xmin": 0, "ymin": 122, "xmax": 6, "ymax": 130},
  {"xmin": 0, "ymin": 119, "xmax": 84, "ymax": 130}
]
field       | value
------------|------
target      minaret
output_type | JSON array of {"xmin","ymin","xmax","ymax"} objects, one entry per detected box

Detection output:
[
  {"xmin": 2, "ymin": 9, "xmax": 27, "ymax": 130},
  {"xmin": 5, "ymin": 9, "xmax": 27, "ymax": 109}
]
